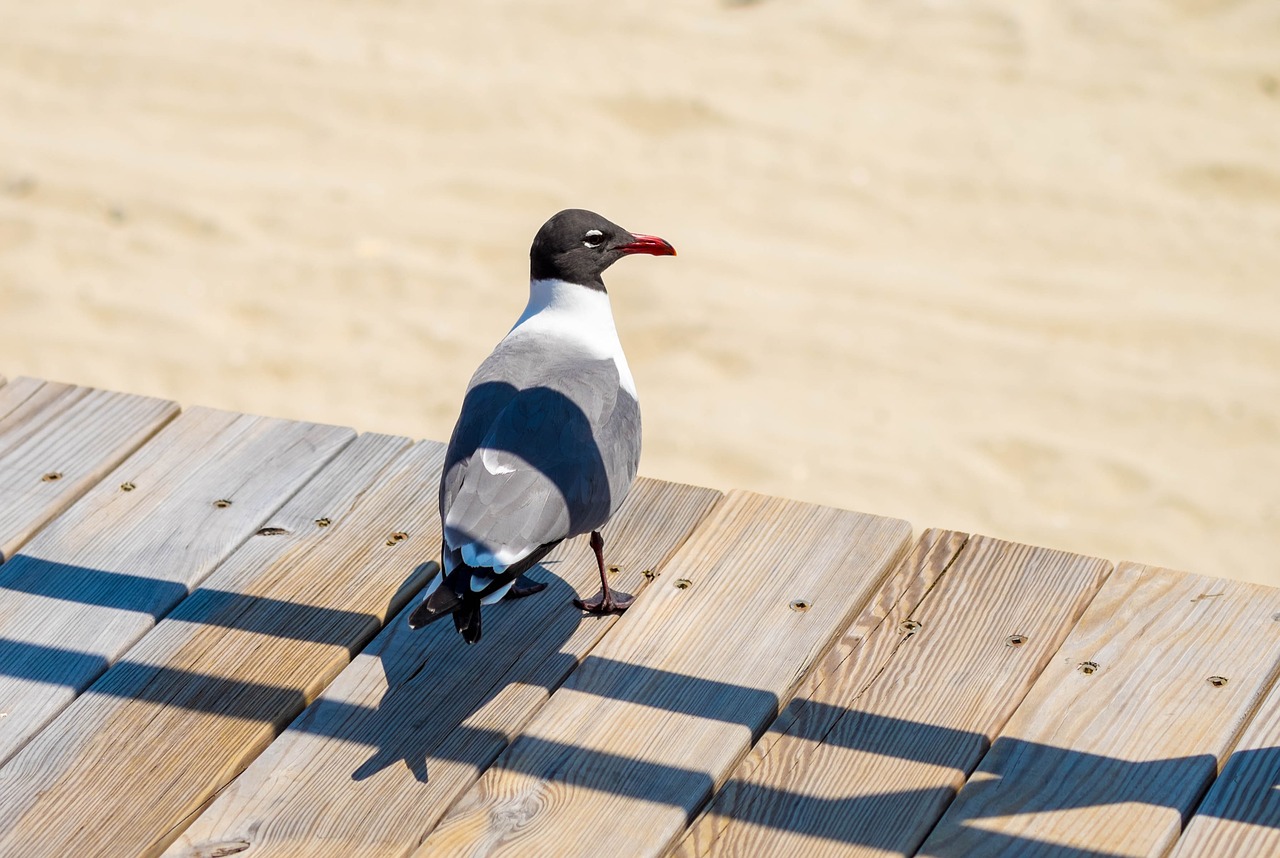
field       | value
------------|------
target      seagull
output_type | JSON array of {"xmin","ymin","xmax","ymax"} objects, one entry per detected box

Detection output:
[{"xmin": 408, "ymin": 209, "xmax": 676, "ymax": 643}]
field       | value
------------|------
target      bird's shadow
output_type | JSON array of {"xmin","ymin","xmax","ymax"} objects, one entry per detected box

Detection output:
[{"xmin": 350, "ymin": 560, "xmax": 582, "ymax": 783}]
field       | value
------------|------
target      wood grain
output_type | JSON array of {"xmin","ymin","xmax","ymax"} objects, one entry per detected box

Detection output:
[
  {"xmin": 918, "ymin": 562, "xmax": 1280, "ymax": 857},
  {"xmin": 416, "ymin": 491, "xmax": 912, "ymax": 858},
  {"xmin": 0, "ymin": 376, "xmax": 178, "ymax": 562},
  {"xmin": 672, "ymin": 532, "xmax": 1110, "ymax": 857},
  {"xmin": 0, "ymin": 433, "xmax": 431, "ymax": 857},
  {"xmin": 167, "ymin": 477, "xmax": 723, "ymax": 858},
  {"xmin": 1167, "ymin": 665, "xmax": 1280, "ymax": 855},
  {"xmin": 0, "ymin": 406, "xmax": 352, "ymax": 766}
]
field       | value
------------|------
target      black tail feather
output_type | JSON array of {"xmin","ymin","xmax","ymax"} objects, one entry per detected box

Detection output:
[
  {"xmin": 407, "ymin": 584, "xmax": 462, "ymax": 629},
  {"xmin": 453, "ymin": 597, "xmax": 483, "ymax": 644},
  {"xmin": 408, "ymin": 540, "xmax": 561, "ymax": 642}
]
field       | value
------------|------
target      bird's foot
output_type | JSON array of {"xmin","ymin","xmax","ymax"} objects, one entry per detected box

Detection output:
[
  {"xmin": 573, "ymin": 590, "xmax": 635, "ymax": 614},
  {"xmin": 503, "ymin": 575, "xmax": 548, "ymax": 601}
]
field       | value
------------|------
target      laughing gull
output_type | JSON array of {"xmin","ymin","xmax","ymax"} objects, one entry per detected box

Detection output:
[{"xmin": 408, "ymin": 209, "xmax": 676, "ymax": 643}]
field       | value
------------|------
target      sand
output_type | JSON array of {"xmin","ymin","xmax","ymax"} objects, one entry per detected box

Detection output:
[{"xmin": 1, "ymin": 1, "xmax": 1278, "ymax": 584}]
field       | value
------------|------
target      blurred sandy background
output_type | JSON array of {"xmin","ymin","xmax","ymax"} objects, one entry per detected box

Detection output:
[{"xmin": 1, "ymin": 1, "xmax": 1277, "ymax": 584}]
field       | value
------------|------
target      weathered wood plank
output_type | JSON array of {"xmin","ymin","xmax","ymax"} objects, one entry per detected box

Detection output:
[
  {"xmin": 416, "ymin": 491, "xmax": 912, "ymax": 858},
  {"xmin": 918, "ymin": 562, "xmax": 1280, "ymax": 857},
  {"xmin": 672, "ymin": 532, "xmax": 1110, "ymax": 857},
  {"xmin": 1167, "ymin": 670, "xmax": 1280, "ymax": 855},
  {"xmin": 0, "ymin": 376, "xmax": 178, "ymax": 562},
  {"xmin": 0, "ymin": 406, "xmax": 352, "ymax": 766},
  {"xmin": 0, "ymin": 433, "xmax": 429, "ymax": 857},
  {"xmin": 167, "ymin": 477, "xmax": 722, "ymax": 858}
]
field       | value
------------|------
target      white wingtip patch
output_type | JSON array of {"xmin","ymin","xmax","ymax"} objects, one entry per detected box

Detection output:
[
  {"xmin": 480, "ymin": 580, "xmax": 516, "ymax": 605},
  {"xmin": 481, "ymin": 447, "xmax": 517, "ymax": 475},
  {"xmin": 460, "ymin": 543, "xmax": 510, "ymax": 576}
]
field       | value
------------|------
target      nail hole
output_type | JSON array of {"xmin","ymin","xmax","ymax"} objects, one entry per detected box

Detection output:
[
  {"xmin": 899, "ymin": 619, "xmax": 921, "ymax": 634},
  {"xmin": 1208, "ymin": 675, "xmax": 1229, "ymax": 688},
  {"xmin": 1272, "ymin": 612, "xmax": 1280, "ymax": 622},
  {"xmin": 1078, "ymin": 661, "xmax": 1099, "ymax": 675},
  {"xmin": 213, "ymin": 499, "xmax": 232, "ymax": 509},
  {"xmin": 674, "ymin": 578, "xmax": 692, "ymax": 590},
  {"xmin": 607, "ymin": 565, "xmax": 621, "ymax": 576},
  {"xmin": 789, "ymin": 599, "xmax": 810, "ymax": 612},
  {"xmin": 386, "ymin": 531, "xmax": 408, "ymax": 546},
  {"xmin": 314, "ymin": 518, "xmax": 331, "ymax": 528},
  {"xmin": 641, "ymin": 569, "xmax": 656, "ymax": 581},
  {"xmin": 120, "ymin": 482, "xmax": 136, "ymax": 492},
  {"xmin": 256, "ymin": 527, "xmax": 289, "ymax": 537},
  {"xmin": 1006, "ymin": 634, "xmax": 1027, "ymax": 647},
  {"xmin": 41, "ymin": 472, "xmax": 62, "ymax": 482}
]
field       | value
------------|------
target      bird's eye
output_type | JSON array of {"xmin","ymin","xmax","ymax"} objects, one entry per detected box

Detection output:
[{"xmin": 583, "ymin": 229, "xmax": 605, "ymax": 248}]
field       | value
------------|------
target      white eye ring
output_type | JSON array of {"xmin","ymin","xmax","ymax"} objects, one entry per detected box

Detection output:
[{"xmin": 583, "ymin": 229, "xmax": 604, "ymax": 248}]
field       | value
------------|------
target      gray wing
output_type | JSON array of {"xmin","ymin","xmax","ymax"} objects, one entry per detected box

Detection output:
[{"xmin": 442, "ymin": 354, "xmax": 641, "ymax": 573}]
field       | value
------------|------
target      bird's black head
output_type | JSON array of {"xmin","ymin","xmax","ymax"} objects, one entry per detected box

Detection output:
[{"xmin": 529, "ymin": 208, "xmax": 676, "ymax": 290}]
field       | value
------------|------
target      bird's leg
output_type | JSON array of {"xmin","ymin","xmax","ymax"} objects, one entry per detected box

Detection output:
[
  {"xmin": 573, "ymin": 530, "xmax": 635, "ymax": 614},
  {"xmin": 503, "ymin": 574, "xmax": 547, "ymax": 601}
]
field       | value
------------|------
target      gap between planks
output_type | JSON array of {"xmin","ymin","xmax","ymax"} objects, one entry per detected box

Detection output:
[
  {"xmin": 0, "ymin": 377, "xmax": 178, "ymax": 562},
  {"xmin": 1169, "ymin": 654, "xmax": 1280, "ymax": 856},
  {"xmin": 168, "ymin": 477, "xmax": 724, "ymax": 858},
  {"xmin": 416, "ymin": 491, "xmax": 912, "ymax": 858},
  {"xmin": 673, "ymin": 530, "xmax": 1110, "ymax": 857},
  {"xmin": 0, "ymin": 433, "xmax": 427, "ymax": 856},
  {"xmin": 918, "ymin": 561, "xmax": 1280, "ymax": 857},
  {"xmin": 0, "ymin": 406, "xmax": 354, "ymax": 767}
]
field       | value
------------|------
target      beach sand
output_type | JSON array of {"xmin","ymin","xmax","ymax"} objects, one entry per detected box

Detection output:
[{"xmin": 1, "ymin": 1, "xmax": 1278, "ymax": 583}]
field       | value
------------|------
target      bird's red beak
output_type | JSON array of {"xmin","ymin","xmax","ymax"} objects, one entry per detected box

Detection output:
[{"xmin": 618, "ymin": 233, "xmax": 676, "ymax": 257}]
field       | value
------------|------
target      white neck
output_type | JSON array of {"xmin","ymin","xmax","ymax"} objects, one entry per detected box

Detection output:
[{"xmin": 508, "ymin": 278, "xmax": 637, "ymax": 398}]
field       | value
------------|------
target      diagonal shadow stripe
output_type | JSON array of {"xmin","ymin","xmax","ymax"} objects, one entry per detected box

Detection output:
[
  {"xmin": 0, "ymin": 557, "xmax": 188, "ymax": 617},
  {"xmin": 0, "ymin": 628, "xmax": 1272, "ymax": 850},
  {"xmin": 0, "ymin": 559, "xmax": 386, "ymax": 644}
]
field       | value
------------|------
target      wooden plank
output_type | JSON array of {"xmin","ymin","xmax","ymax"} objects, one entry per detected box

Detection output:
[
  {"xmin": 672, "ymin": 532, "xmax": 1110, "ymax": 857},
  {"xmin": 0, "ymin": 376, "xmax": 178, "ymax": 561},
  {"xmin": 917, "ymin": 562, "xmax": 1280, "ymax": 857},
  {"xmin": 0, "ymin": 406, "xmax": 352, "ymax": 766},
  {"xmin": 0, "ymin": 433, "xmax": 428, "ymax": 857},
  {"xmin": 1167, "ymin": 671, "xmax": 1280, "ymax": 855},
  {"xmin": 167, "ymin": 477, "xmax": 723, "ymax": 858},
  {"xmin": 416, "ymin": 491, "xmax": 912, "ymax": 858}
]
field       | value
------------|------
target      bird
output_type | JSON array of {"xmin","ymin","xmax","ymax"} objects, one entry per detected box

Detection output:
[{"xmin": 408, "ymin": 209, "xmax": 676, "ymax": 643}]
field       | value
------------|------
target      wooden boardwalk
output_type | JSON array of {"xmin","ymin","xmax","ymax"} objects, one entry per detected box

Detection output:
[{"xmin": 0, "ymin": 375, "xmax": 1278, "ymax": 857}]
